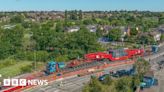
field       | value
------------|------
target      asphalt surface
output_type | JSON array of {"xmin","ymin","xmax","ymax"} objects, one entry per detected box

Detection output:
[
  {"xmin": 24, "ymin": 45, "xmax": 164, "ymax": 92},
  {"xmin": 144, "ymin": 44, "xmax": 164, "ymax": 92},
  {"xmin": 24, "ymin": 64, "xmax": 133, "ymax": 92},
  {"xmin": 154, "ymin": 68, "xmax": 164, "ymax": 92},
  {"xmin": 29, "ymin": 76, "xmax": 90, "ymax": 92}
]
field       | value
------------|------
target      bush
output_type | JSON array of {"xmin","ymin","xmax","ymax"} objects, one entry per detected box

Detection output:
[
  {"xmin": 0, "ymin": 59, "xmax": 17, "ymax": 69},
  {"xmin": 35, "ymin": 51, "xmax": 49, "ymax": 62},
  {"xmin": 68, "ymin": 49, "xmax": 85, "ymax": 60},
  {"xmin": 21, "ymin": 65, "xmax": 32, "ymax": 73},
  {"xmin": 15, "ymin": 51, "xmax": 49, "ymax": 62},
  {"xmin": 55, "ymin": 55, "xmax": 69, "ymax": 62}
]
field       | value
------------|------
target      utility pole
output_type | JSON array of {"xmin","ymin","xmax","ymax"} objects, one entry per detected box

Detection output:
[{"xmin": 34, "ymin": 50, "xmax": 37, "ymax": 71}]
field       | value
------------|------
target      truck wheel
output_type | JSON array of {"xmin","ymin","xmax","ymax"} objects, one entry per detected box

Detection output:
[{"xmin": 103, "ymin": 59, "xmax": 109, "ymax": 62}]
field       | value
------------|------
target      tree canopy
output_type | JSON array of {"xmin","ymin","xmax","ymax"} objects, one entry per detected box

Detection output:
[{"xmin": 107, "ymin": 28, "xmax": 122, "ymax": 41}]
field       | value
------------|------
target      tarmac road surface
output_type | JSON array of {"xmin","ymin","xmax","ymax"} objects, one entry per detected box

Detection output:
[{"xmin": 24, "ymin": 64, "xmax": 133, "ymax": 92}]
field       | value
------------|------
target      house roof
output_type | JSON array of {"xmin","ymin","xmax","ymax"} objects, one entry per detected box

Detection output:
[{"xmin": 149, "ymin": 31, "xmax": 161, "ymax": 36}]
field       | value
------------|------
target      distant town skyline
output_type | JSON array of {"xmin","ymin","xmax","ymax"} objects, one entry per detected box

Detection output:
[{"xmin": 0, "ymin": 0, "xmax": 164, "ymax": 12}]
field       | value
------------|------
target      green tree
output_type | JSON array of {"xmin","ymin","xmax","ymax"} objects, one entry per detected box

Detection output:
[
  {"xmin": 63, "ymin": 28, "xmax": 101, "ymax": 53},
  {"xmin": 83, "ymin": 84, "xmax": 91, "ymax": 92},
  {"xmin": 134, "ymin": 58, "xmax": 150, "ymax": 78},
  {"xmin": 89, "ymin": 77, "xmax": 106, "ymax": 92},
  {"xmin": 139, "ymin": 35, "xmax": 155, "ymax": 44},
  {"xmin": 70, "ymin": 10, "xmax": 78, "ymax": 20},
  {"xmin": 131, "ymin": 75, "xmax": 140, "ymax": 91},
  {"xmin": 10, "ymin": 15, "xmax": 24, "ymax": 23},
  {"xmin": 159, "ymin": 18, "xmax": 164, "ymax": 24},
  {"xmin": 107, "ymin": 28, "xmax": 122, "ymax": 41},
  {"xmin": 161, "ymin": 34, "xmax": 164, "ymax": 42},
  {"xmin": 35, "ymin": 51, "xmax": 49, "ymax": 62},
  {"xmin": 115, "ymin": 77, "xmax": 133, "ymax": 92},
  {"xmin": 65, "ymin": 10, "xmax": 68, "ymax": 20},
  {"xmin": 64, "ymin": 10, "xmax": 68, "ymax": 26},
  {"xmin": 83, "ymin": 19, "xmax": 94, "ymax": 25},
  {"xmin": 55, "ymin": 22, "xmax": 64, "ymax": 32},
  {"xmin": 0, "ymin": 25, "xmax": 24, "ymax": 59},
  {"xmin": 32, "ymin": 25, "xmax": 59, "ymax": 50},
  {"xmin": 130, "ymin": 27, "xmax": 138, "ymax": 36},
  {"xmin": 96, "ymin": 28, "xmax": 104, "ymax": 37},
  {"xmin": 79, "ymin": 10, "xmax": 83, "ymax": 20},
  {"xmin": 101, "ymin": 76, "xmax": 113, "ymax": 85}
]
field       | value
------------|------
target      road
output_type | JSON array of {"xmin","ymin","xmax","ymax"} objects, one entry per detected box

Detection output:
[
  {"xmin": 154, "ymin": 68, "xmax": 164, "ymax": 92},
  {"xmin": 143, "ymin": 44, "xmax": 164, "ymax": 92},
  {"xmin": 25, "ymin": 46, "xmax": 164, "ymax": 92},
  {"xmin": 24, "ymin": 64, "xmax": 133, "ymax": 92},
  {"xmin": 144, "ymin": 44, "xmax": 164, "ymax": 61},
  {"xmin": 30, "ymin": 75, "xmax": 90, "ymax": 92}
]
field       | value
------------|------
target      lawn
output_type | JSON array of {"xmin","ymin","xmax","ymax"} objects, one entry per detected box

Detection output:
[{"xmin": 0, "ymin": 61, "xmax": 32, "ymax": 78}]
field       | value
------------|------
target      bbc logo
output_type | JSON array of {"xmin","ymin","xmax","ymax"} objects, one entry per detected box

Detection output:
[{"xmin": 3, "ymin": 79, "xmax": 27, "ymax": 86}]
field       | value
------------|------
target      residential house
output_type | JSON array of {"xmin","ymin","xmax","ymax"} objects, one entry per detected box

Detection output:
[
  {"xmin": 159, "ymin": 28, "xmax": 164, "ymax": 34},
  {"xmin": 86, "ymin": 25, "xmax": 97, "ymax": 32},
  {"xmin": 120, "ymin": 26, "xmax": 131, "ymax": 41},
  {"xmin": 65, "ymin": 26, "xmax": 80, "ymax": 32},
  {"xmin": 121, "ymin": 26, "xmax": 129, "ymax": 37},
  {"xmin": 2, "ymin": 25, "xmax": 16, "ymax": 29},
  {"xmin": 140, "ymin": 30, "xmax": 161, "ymax": 42},
  {"xmin": 98, "ymin": 25, "xmax": 113, "ymax": 34},
  {"xmin": 149, "ymin": 31, "xmax": 161, "ymax": 41}
]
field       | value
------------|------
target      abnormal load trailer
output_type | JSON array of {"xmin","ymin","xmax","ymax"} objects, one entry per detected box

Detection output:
[{"xmin": 85, "ymin": 48, "xmax": 144, "ymax": 61}]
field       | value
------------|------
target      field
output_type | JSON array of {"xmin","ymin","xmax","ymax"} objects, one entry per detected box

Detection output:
[{"xmin": 0, "ymin": 60, "xmax": 32, "ymax": 79}]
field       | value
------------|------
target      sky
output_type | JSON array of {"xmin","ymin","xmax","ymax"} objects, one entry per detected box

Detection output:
[{"xmin": 0, "ymin": 0, "xmax": 163, "ymax": 11}]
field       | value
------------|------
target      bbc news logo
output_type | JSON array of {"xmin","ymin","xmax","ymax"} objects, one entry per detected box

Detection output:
[{"xmin": 3, "ymin": 79, "xmax": 48, "ymax": 86}]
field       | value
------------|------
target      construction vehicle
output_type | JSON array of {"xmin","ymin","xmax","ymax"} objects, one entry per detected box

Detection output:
[
  {"xmin": 140, "ymin": 76, "xmax": 158, "ymax": 89},
  {"xmin": 85, "ymin": 48, "xmax": 144, "ymax": 61},
  {"xmin": 45, "ymin": 61, "xmax": 65, "ymax": 75}
]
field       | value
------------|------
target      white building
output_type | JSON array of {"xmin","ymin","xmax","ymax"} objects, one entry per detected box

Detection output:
[
  {"xmin": 66, "ymin": 26, "xmax": 80, "ymax": 32},
  {"xmin": 86, "ymin": 25, "xmax": 97, "ymax": 32},
  {"xmin": 2, "ymin": 25, "xmax": 16, "ymax": 29}
]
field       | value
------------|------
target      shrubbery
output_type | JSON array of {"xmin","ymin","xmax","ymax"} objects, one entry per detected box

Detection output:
[
  {"xmin": 15, "ymin": 51, "xmax": 49, "ymax": 62},
  {"xmin": 20, "ymin": 65, "xmax": 33, "ymax": 73}
]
